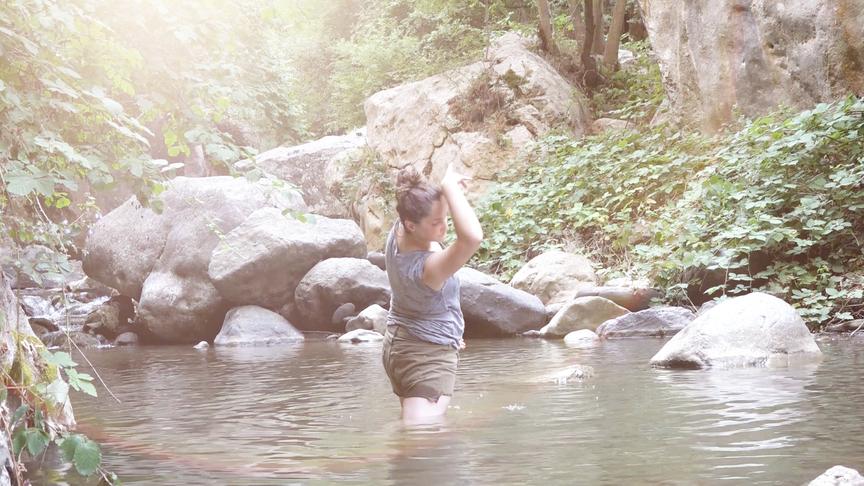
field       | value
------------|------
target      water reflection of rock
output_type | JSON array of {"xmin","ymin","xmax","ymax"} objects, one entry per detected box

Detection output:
[{"xmin": 651, "ymin": 364, "xmax": 820, "ymax": 481}]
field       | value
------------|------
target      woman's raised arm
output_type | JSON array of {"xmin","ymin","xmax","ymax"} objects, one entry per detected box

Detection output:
[{"xmin": 421, "ymin": 164, "xmax": 483, "ymax": 291}]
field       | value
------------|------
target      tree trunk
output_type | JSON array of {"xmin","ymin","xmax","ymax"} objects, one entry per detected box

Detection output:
[
  {"xmin": 592, "ymin": 0, "xmax": 605, "ymax": 55},
  {"xmin": 580, "ymin": 0, "xmax": 601, "ymax": 88},
  {"xmin": 568, "ymin": 0, "xmax": 586, "ymax": 41},
  {"xmin": 603, "ymin": 0, "xmax": 627, "ymax": 70},
  {"xmin": 537, "ymin": 0, "xmax": 558, "ymax": 55}
]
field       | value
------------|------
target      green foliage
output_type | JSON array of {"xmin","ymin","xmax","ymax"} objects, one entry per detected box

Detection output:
[
  {"xmin": 0, "ymin": 0, "xmax": 308, "ymax": 259},
  {"xmin": 59, "ymin": 433, "xmax": 102, "ymax": 477},
  {"xmin": 40, "ymin": 350, "xmax": 97, "ymax": 396},
  {"xmin": 589, "ymin": 40, "xmax": 665, "ymax": 123},
  {"xmin": 477, "ymin": 97, "xmax": 864, "ymax": 327},
  {"xmin": 2, "ymin": 343, "xmax": 111, "ymax": 481}
]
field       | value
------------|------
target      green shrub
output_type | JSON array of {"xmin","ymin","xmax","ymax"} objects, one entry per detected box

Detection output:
[{"xmin": 477, "ymin": 97, "xmax": 864, "ymax": 327}]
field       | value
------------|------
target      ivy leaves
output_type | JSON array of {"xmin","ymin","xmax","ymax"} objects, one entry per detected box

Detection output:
[{"xmin": 477, "ymin": 97, "xmax": 864, "ymax": 327}]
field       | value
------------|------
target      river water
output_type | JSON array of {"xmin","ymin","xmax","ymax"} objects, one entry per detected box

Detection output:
[{"xmin": 31, "ymin": 334, "xmax": 863, "ymax": 485}]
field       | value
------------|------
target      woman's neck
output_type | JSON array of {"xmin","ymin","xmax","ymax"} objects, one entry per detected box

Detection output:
[{"xmin": 398, "ymin": 226, "xmax": 431, "ymax": 253}]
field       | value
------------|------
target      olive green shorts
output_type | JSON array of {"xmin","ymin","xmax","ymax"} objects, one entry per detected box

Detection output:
[{"xmin": 382, "ymin": 326, "xmax": 459, "ymax": 403}]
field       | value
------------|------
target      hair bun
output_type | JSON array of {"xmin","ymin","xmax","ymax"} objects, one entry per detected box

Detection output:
[{"xmin": 396, "ymin": 166, "xmax": 424, "ymax": 197}]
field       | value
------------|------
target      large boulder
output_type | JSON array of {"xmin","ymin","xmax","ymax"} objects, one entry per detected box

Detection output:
[
  {"xmin": 650, "ymin": 292, "xmax": 822, "ymax": 368},
  {"xmin": 294, "ymin": 258, "xmax": 391, "ymax": 332},
  {"xmin": 214, "ymin": 305, "xmax": 304, "ymax": 346},
  {"xmin": 638, "ymin": 0, "xmax": 864, "ymax": 130},
  {"xmin": 89, "ymin": 176, "xmax": 307, "ymax": 344},
  {"xmin": 249, "ymin": 129, "xmax": 366, "ymax": 217},
  {"xmin": 596, "ymin": 307, "xmax": 695, "ymax": 338},
  {"xmin": 208, "ymin": 207, "xmax": 366, "ymax": 309},
  {"xmin": 458, "ymin": 268, "xmax": 546, "ymax": 337},
  {"xmin": 509, "ymin": 250, "xmax": 597, "ymax": 306},
  {"xmin": 365, "ymin": 32, "xmax": 591, "ymax": 182},
  {"xmin": 83, "ymin": 197, "xmax": 169, "ymax": 299},
  {"xmin": 538, "ymin": 297, "xmax": 630, "ymax": 338}
]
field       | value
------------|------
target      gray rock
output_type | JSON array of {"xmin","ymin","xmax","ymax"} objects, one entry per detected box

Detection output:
[
  {"xmin": 345, "ymin": 304, "xmax": 388, "ymax": 334},
  {"xmin": 214, "ymin": 305, "xmax": 304, "ymax": 346},
  {"xmin": 65, "ymin": 274, "xmax": 116, "ymax": 295},
  {"xmin": 365, "ymin": 32, "xmax": 590, "ymax": 183},
  {"xmin": 295, "ymin": 258, "xmax": 391, "ymax": 332},
  {"xmin": 573, "ymin": 286, "xmax": 663, "ymax": 312},
  {"xmin": 194, "ymin": 341, "xmax": 210, "ymax": 350},
  {"xmin": 337, "ymin": 329, "xmax": 384, "ymax": 343},
  {"xmin": 0, "ymin": 428, "xmax": 11, "ymax": 486},
  {"xmin": 697, "ymin": 300, "xmax": 719, "ymax": 316},
  {"xmin": 367, "ymin": 251, "xmax": 386, "ymax": 271},
  {"xmin": 509, "ymin": 250, "xmax": 597, "ymax": 306},
  {"xmin": 83, "ymin": 296, "xmax": 135, "ymax": 339},
  {"xmin": 251, "ymin": 130, "xmax": 366, "ymax": 218},
  {"xmin": 539, "ymin": 297, "xmax": 630, "ymax": 338},
  {"xmin": 42, "ymin": 330, "xmax": 106, "ymax": 349},
  {"xmin": 545, "ymin": 302, "xmax": 564, "ymax": 323},
  {"xmin": 458, "ymin": 268, "xmax": 546, "ymax": 337},
  {"xmin": 597, "ymin": 307, "xmax": 695, "ymax": 338},
  {"xmin": 650, "ymin": 292, "xmax": 823, "ymax": 369},
  {"xmin": 536, "ymin": 365, "xmax": 595, "ymax": 384},
  {"xmin": 592, "ymin": 118, "xmax": 631, "ymax": 134},
  {"xmin": 28, "ymin": 317, "xmax": 58, "ymax": 336},
  {"xmin": 824, "ymin": 319, "xmax": 864, "ymax": 333},
  {"xmin": 563, "ymin": 329, "xmax": 600, "ymax": 347},
  {"xmin": 130, "ymin": 176, "xmax": 307, "ymax": 343},
  {"xmin": 331, "ymin": 303, "xmax": 356, "ymax": 327},
  {"xmin": 208, "ymin": 207, "xmax": 366, "ymax": 309},
  {"xmin": 83, "ymin": 197, "xmax": 169, "ymax": 298},
  {"xmin": 1, "ymin": 272, "xmax": 36, "ymax": 378},
  {"xmin": 808, "ymin": 466, "xmax": 864, "ymax": 486},
  {"xmin": 138, "ymin": 269, "xmax": 229, "ymax": 344},
  {"xmin": 19, "ymin": 292, "xmax": 54, "ymax": 317},
  {"xmin": 637, "ymin": 0, "xmax": 864, "ymax": 129},
  {"xmin": 114, "ymin": 332, "xmax": 139, "ymax": 346}
]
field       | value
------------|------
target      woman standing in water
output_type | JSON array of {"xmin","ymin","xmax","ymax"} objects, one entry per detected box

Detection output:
[{"xmin": 382, "ymin": 163, "xmax": 483, "ymax": 422}]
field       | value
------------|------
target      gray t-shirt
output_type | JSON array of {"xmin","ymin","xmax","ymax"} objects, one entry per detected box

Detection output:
[{"xmin": 385, "ymin": 221, "xmax": 464, "ymax": 348}]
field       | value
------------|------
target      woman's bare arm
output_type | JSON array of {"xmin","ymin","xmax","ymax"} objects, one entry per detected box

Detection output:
[{"xmin": 422, "ymin": 165, "xmax": 483, "ymax": 290}]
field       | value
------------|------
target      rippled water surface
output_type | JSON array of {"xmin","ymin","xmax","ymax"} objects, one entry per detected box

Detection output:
[{"xmin": 33, "ymin": 335, "xmax": 864, "ymax": 485}]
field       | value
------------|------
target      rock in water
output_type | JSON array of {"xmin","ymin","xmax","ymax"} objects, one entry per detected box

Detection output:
[
  {"xmin": 808, "ymin": 465, "xmax": 864, "ymax": 486},
  {"xmin": 650, "ymin": 292, "xmax": 822, "ymax": 369},
  {"xmin": 596, "ymin": 307, "xmax": 695, "ymax": 338},
  {"xmin": 337, "ymin": 329, "xmax": 384, "ymax": 343},
  {"xmin": 214, "ymin": 306, "xmax": 304, "ymax": 346}
]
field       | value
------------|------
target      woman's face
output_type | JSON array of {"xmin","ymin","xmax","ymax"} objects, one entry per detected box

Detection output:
[{"xmin": 407, "ymin": 197, "xmax": 448, "ymax": 243}]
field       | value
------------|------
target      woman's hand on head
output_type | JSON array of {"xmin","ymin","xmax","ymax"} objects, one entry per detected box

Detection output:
[{"xmin": 441, "ymin": 163, "xmax": 471, "ymax": 190}]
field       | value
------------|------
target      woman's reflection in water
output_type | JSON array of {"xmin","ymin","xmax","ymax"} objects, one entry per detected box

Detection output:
[{"xmin": 386, "ymin": 419, "xmax": 470, "ymax": 485}]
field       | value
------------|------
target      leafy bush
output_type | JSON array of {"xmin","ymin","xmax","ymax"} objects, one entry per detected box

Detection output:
[
  {"xmin": 477, "ymin": 97, "xmax": 864, "ymax": 327},
  {"xmin": 1, "ymin": 307, "xmax": 114, "ymax": 482},
  {"xmin": 589, "ymin": 40, "xmax": 665, "ymax": 123}
]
